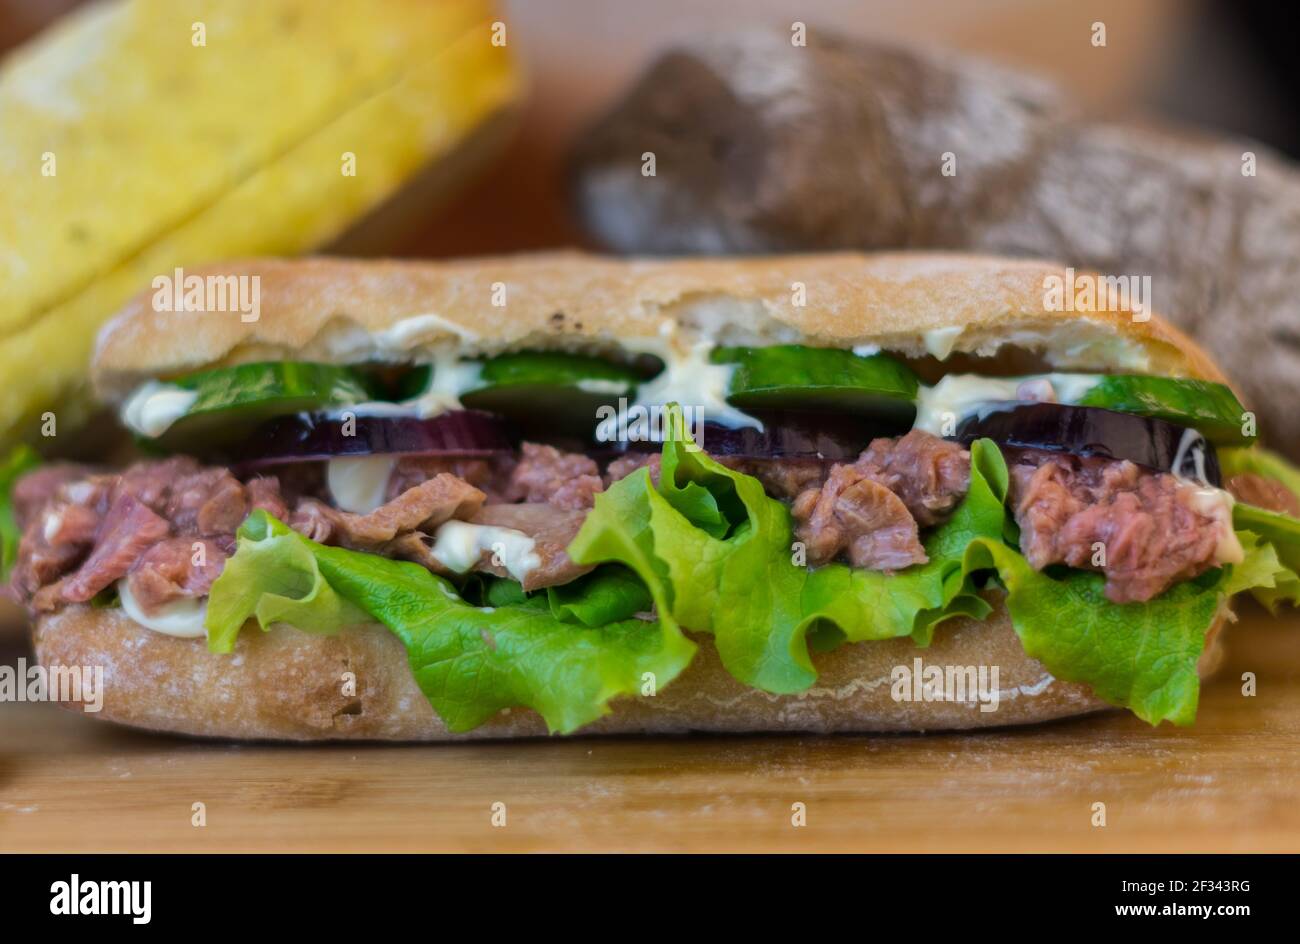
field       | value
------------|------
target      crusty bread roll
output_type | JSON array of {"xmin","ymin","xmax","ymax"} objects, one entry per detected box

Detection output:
[
  {"xmin": 30, "ymin": 251, "xmax": 1238, "ymax": 738},
  {"xmin": 32, "ymin": 600, "xmax": 1228, "ymax": 739},
  {"xmin": 93, "ymin": 251, "xmax": 1227, "ymax": 398}
]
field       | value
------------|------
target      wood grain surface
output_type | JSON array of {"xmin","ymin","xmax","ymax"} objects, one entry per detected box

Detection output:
[{"xmin": 1, "ymin": 604, "xmax": 1297, "ymax": 853}]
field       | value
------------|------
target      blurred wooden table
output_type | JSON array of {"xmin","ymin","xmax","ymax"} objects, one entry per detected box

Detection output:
[{"xmin": 2, "ymin": 604, "xmax": 1298, "ymax": 853}]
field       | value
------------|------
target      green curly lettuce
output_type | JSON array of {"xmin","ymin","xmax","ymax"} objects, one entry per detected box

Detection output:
[
  {"xmin": 568, "ymin": 405, "xmax": 1010, "ymax": 694},
  {"xmin": 204, "ymin": 408, "xmax": 1300, "ymax": 733},
  {"xmin": 1219, "ymin": 445, "xmax": 1300, "ymax": 610},
  {"xmin": 205, "ymin": 511, "xmax": 370, "ymax": 654},
  {"xmin": 569, "ymin": 405, "xmax": 1296, "ymax": 726},
  {"xmin": 964, "ymin": 541, "xmax": 1216, "ymax": 725},
  {"xmin": 206, "ymin": 511, "xmax": 694, "ymax": 734},
  {"xmin": 1, "ymin": 445, "xmax": 41, "ymax": 584},
  {"xmin": 963, "ymin": 530, "xmax": 1296, "ymax": 726},
  {"xmin": 466, "ymin": 567, "xmax": 653, "ymax": 626},
  {"xmin": 1224, "ymin": 530, "xmax": 1300, "ymax": 609}
]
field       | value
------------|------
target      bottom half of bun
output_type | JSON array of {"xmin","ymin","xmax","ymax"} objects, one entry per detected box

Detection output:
[{"xmin": 32, "ymin": 600, "xmax": 1229, "ymax": 740}]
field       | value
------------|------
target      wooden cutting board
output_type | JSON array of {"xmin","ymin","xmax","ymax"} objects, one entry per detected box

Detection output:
[{"xmin": 2, "ymin": 604, "xmax": 1298, "ymax": 853}]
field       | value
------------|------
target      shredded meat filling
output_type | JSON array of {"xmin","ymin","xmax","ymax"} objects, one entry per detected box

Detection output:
[
  {"xmin": 854, "ymin": 430, "xmax": 972, "ymax": 527},
  {"xmin": 789, "ymin": 430, "xmax": 970, "ymax": 571},
  {"xmin": 7, "ymin": 443, "xmax": 612, "ymax": 617},
  {"xmin": 291, "ymin": 474, "xmax": 486, "ymax": 549},
  {"xmin": 1226, "ymin": 473, "xmax": 1300, "ymax": 517},
  {"xmin": 507, "ymin": 443, "xmax": 603, "ymax": 510},
  {"xmin": 6, "ymin": 427, "xmax": 1245, "ymax": 618},
  {"xmin": 1009, "ymin": 450, "xmax": 1225, "ymax": 603},
  {"xmin": 124, "ymin": 537, "xmax": 230, "ymax": 610},
  {"xmin": 791, "ymin": 465, "xmax": 927, "ymax": 570}
]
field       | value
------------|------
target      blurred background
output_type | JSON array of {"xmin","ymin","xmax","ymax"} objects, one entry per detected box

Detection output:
[
  {"xmin": 323, "ymin": 0, "xmax": 1300, "ymax": 254},
  {"xmin": 6, "ymin": 0, "xmax": 1295, "ymax": 254}
]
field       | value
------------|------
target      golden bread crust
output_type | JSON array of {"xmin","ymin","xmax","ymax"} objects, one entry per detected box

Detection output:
[
  {"xmin": 32, "ymin": 602, "xmax": 1228, "ymax": 739},
  {"xmin": 93, "ymin": 252, "xmax": 1228, "ymax": 399}
]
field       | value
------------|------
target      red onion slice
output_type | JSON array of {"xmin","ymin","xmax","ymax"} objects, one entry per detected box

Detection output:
[
  {"xmin": 230, "ymin": 410, "xmax": 517, "ymax": 468},
  {"xmin": 622, "ymin": 411, "xmax": 898, "ymax": 460},
  {"xmin": 954, "ymin": 402, "xmax": 1222, "ymax": 486}
]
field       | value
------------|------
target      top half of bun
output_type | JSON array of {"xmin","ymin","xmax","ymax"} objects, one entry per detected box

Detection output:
[{"xmin": 91, "ymin": 251, "xmax": 1230, "ymax": 401}]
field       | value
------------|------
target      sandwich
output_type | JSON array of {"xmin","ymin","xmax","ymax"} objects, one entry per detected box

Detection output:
[{"xmin": 4, "ymin": 252, "xmax": 1299, "ymax": 739}]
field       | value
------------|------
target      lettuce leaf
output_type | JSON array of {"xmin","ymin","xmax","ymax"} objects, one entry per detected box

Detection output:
[
  {"xmin": 1220, "ymin": 445, "xmax": 1300, "ymax": 502},
  {"xmin": 207, "ymin": 511, "xmax": 695, "ymax": 733},
  {"xmin": 205, "ymin": 511, "xmax": 370, "ymax": 653},
  {"xmin": 964, "ymin": 447, "xmax": 1300, "ymax": 722},
  {"xmin": 1218, "ymin": 445, "xmax": 1300, "ymax": 610},
  {"xmin": 544, "ymin": 566, "xmax": 653, "ymax": 626},
  {"xmin": 205, "ymin": 410, "xmax": 1300, "ymax": 733},
  {"xmin": 464, "ymin": 567, "xmax": 653, "ymax": 626},
  {"xmin": 569, "ymin": 405, "xmax": 1298, "ymax": 726},
  {"xmin": 1224, "ymin": 531, "xmax": 1296, "ymax": 598},
  {"xmin": 569, "ymin": 405, "xmax": 1010, "ymax": 693},
  {"xmin": 963, "ymin": 531, "xmax": 1298, "ymax": 725},
  {"xmin": 962, "ymin": 538, "xmax": 1224, "ymax": 725},
  {"xmin": 1225, "ymin": 527, "xmax": 1300, "ymax": 612},
  {"xmin": 0, "ymin": 445, "xmax": 40, "ymax": 584}
]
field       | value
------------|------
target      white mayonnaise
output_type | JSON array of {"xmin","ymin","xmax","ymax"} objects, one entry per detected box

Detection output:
[
  {"xmin": 120, "ymin": 382, "xmax": 199, "ymax": 438},
  {"xmin": 427, "ymin": 520, "xmax": 540, "ymax": 583},
  {"xmin": 629, "ymin": 323, "xmax": 761, "ymax": 430},
  {"xmin": 372, "ymin": 313, "xmax": 481, "ymax": 349},
  {"xmin": 323, "ymin": 400, "xmax": 416, "ymax": 419},
  {"xmin": 42, "ymin": 508, "xmax": 65, "ymax": 542},
  {"xmin": 968, "ymin": 327, "xmax": 1153, "ymax": 372},
  {"xmin": 117, "ymin": 580, "xmax": 208, "ymax": 638},
  {"xmin": 576, "ymin": 378, "xmax": 634, "ymax": 396},
  {"xmin": 1170, "ymin": 427, "xmax": 1244, "ymax": 564},
  {"xmin": 327, "ymin": 455, "xmax": 397, "ymax": 514},
  {"xmin": 914, "ymin": 375, "xmax": 1021, "ymax": 434},
  {"xmin": 65, "ymin": 481, "xmax": 96, "ymax": 504},
  {"xmin": 1049, "ymin": 373, "xmax": 1107, "ymax": 405},
  {"xmin": 406, "ymin": 353, "xmax": 484, "ymax": 417},
  {"xmin": 922, "ymin": 326, "xmax": 965, "ymax": 360},
  {"xmin": 1182, "ymin": 485, "xmax": 1244, "ymax": 565},
  {"xmin": 317, "ymin": 353, "xmax": 484, "ymax": 422},
  {"xmin": 1171, "ymin": 426, "xmax": 1211, "ymax": 484},
  {"xmin": 912, "ymin": 372, "xmax": 1103, "ymax": 435}
]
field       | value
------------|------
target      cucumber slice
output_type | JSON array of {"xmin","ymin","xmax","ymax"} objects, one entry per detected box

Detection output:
[
  {"xmin": 712, "ymin": 345, "xmax": 919, "ymax": 423},
  {"xmin": 474, "ymin": 351, "xmax": 641, "ymax": 392},
  {"xmin": 1073, "ymin": 375, "xmax": 1249, "ymax": 444},
  {"xmin": 146, "ymin": 362, "xmax": 377, "ymax": 450},
  {"xmin": 458, "ymin": 352, "xmax": 642, "ymax": 437}
]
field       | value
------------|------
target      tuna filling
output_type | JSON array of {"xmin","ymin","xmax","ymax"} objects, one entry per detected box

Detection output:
[{"xmin": 4, "ymin": 430, "xmax": 1249, "ymax": 618}]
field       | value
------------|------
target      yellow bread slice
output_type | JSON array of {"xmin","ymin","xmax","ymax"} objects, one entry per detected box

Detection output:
[{"xmin": 0, "ymin": 0, "xmax": 520, "ymax": 442}]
